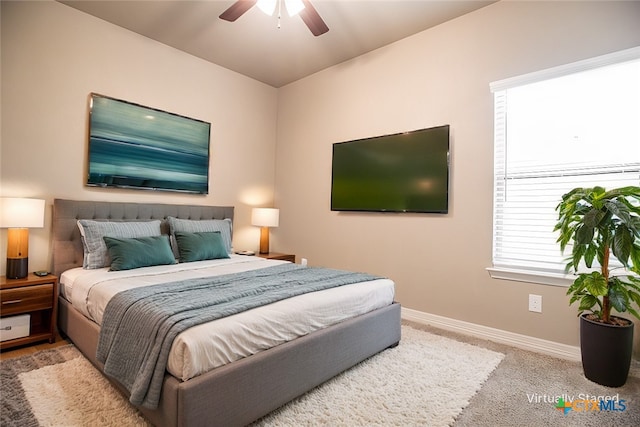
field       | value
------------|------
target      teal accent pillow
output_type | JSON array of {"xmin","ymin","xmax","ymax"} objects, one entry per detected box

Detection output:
[
  {"xmin": 167, "ymin": 217, "xmax": 233, "ymax": 256},
  {"xmin": 103, "ymin": 235, "xmax": 176, "ymax": 271},
  {"xmin": 175, "ymin": 231, "xmax": 230, "ymax": 263}
]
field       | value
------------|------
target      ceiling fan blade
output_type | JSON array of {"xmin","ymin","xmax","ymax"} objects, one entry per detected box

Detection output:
[
  {"xmin": 219, "ymin": 0, "xmax": 257, "ymax": 22},
  {"xmin": 299, "ymin": 0, "xmax": 329, "ymax": 36}
]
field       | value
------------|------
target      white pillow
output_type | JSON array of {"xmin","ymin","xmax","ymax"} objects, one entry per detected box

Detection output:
[{"xmin": 77, "ymin": 220, "xmax": 163, "ymax": 269}]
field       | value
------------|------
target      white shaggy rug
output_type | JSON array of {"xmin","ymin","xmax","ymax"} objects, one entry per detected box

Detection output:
[
  {"xmin": 19, "ymin": 356, "xmax": 149, "ymax": 427},
  {"xmin": 17, "ymin": 326, "xmax": 504, "ymax": 426},
  {"xmin": 253, "ymin": 326, "xmax": 504, "ymax": 426}
]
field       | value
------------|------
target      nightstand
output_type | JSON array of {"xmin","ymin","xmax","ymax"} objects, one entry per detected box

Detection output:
[
  {"xmin": 0, "ymin": 273, "xmax": 58, "ymax": 350},
  {"xmin": 256, "ymin": 252, "xmax": 296, "ymax": 263}
]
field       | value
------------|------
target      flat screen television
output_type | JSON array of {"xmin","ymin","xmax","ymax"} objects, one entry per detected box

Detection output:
[
  {"xmin": 87, "ymin": 93, "xmax": 211, "ymax": 194},
  {"xmin": 331, "ymin": 125, "xmax": 450, "ymax": 213}
]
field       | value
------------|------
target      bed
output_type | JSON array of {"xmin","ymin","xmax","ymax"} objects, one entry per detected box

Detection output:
[{"xmin": 52, "ymin": 199, "xmax": 401, "ymax": 427}]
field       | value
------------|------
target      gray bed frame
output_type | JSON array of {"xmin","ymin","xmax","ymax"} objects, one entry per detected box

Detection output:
[{"xmin": 52, "ymin": 199, "xmax": 401, "ymax": 427}]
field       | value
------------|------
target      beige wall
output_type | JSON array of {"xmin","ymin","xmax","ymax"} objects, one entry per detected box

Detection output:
[
  {"xmin": 1, "ymin": 0, "xmax": 279, "ymax": 270},
  {"xmin": 2, "ymin": 1, "xmax": 640, "ymax": 356},
  {"xmin": 274, "ymin": 1, "xmax": 640, "ymax": 354}
]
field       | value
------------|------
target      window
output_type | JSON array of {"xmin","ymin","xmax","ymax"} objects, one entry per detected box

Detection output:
[{"xmin": 489, "ymin": 48, "xmax": 640, "ymax": 286}]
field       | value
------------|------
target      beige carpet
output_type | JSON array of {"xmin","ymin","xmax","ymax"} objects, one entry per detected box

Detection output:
[
  {"xmin": 1, "ymin": 325, "xmax": 504, "ymax": 426},
  {"xmin": 410, "ymin": 322, "xmax": 640, "ymax": 427}
]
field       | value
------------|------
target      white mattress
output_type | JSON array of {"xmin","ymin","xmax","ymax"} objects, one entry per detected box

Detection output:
[{"xmin": 60, "ymin": 255, "xmax": 395, "ymax": 381}]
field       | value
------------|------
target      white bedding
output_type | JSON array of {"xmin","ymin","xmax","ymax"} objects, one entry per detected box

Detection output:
[{"xmin": 60, "ymin": 255, "xmax": 395, "ymax": 381}]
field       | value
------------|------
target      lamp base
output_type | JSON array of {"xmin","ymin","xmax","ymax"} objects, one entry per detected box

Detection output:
[
  {"xmin": 6, "ymin": 257, "xmax": 28, "ymax": 279},
  {"xmin": 259, "ymin": 226, "xmax": 270, "ymax": 254}
]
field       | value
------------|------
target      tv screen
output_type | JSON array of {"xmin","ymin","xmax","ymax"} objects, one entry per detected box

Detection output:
[
  {"xmin": 331, "ymin": 125, "xmax": 450, "ymax": 213},
  {"xmin": 87, "ymin": 93, "xmax": 211, "ymax": 194}
]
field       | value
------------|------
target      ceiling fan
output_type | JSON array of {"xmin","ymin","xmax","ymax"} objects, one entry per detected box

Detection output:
[{"xmin": 220, "ymin": 0, "xmax": 329, "ymax": 36}]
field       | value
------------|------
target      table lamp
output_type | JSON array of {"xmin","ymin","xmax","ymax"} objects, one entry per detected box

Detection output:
[
  {"xmin": 251, "ymin": 208, "xmax": 279, "ymax": 254},
  {"xmin": 1, "ymin": 198, "xmax": 45, "ymax": 279}
]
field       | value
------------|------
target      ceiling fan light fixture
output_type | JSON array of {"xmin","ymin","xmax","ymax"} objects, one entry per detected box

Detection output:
[
  {"xmin": 285, "ymin": 0, "xmax": 305, "ymax": 16},
  {"xmin": 257, "ymin": 0, "xmax": 277, "ymax": 16},
  {"xmin": 220, "ymin": 0, "xmax": 325, "ymax": 36},
  {"xmin": 257, "ymin": 0, "xmax": 305, "ymax": 17}
]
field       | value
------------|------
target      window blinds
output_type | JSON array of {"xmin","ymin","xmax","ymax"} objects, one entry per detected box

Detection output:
[{"xmin": 491, "ymin": 49, "xmax": 640, "ymax": 277}]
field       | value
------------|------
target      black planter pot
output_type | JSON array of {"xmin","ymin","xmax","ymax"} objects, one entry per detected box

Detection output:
[{"xmin": 580, "ymin": 313, "xmax": 634, "ymax": 387}]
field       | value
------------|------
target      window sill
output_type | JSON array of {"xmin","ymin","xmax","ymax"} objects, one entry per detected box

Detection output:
[{"xmin": 486, "ymin": 267, "xmax": 575, "ymax": 287}]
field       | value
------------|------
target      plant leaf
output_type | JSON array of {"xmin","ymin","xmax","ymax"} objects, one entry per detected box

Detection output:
[
  {"xmin": 613, "ymin": 224, "xmax": 632, "ymax": 266},
  {"xmin": 572, "ymin": 244, "xmax": 586, "ymax": 270},
  {"xmin": 578, "ymin": 294, "xmax": 598, "ymax": 312},
  {"xmin": 583, "ymin": 271, "xmax": 607, "ymax": 296},
  {"xmin": 608, "ymin": 285, "xmax": 628, "ymax": 313},
  {"xmin": 583, "ymin": 208, "xmax": 604, "ymax": 229},
  {"xmin": 627, "ymin": 305, "xmax": 640, "ymax": 320},
  {"xmin": 584, "ymin": 243, "xmax": 596, "ymax": 267},
  {"xmin": 629, "ymin": 243, "xmax": 640, "ymax": 273},
  {"xmin": 575, "ymin": 223, "xmax": 595, "ymax": 245},
  {"xmin": 606, "ymin": 199, "xmax": 632, "ymax": 225}
]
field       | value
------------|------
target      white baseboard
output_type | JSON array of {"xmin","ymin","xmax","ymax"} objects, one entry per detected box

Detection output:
[{"xmin": 401, "ymin": 307, "xmax": 581, "ymax": 361}]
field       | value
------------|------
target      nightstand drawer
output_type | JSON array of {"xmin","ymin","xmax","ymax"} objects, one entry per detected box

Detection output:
[
  {"xmin": 0, "ymin": 284, "xmax": 54, "ymax": 315},
  {"xmin": 0, "ymin": 314, "xmax": 30, "ymax": 341}
]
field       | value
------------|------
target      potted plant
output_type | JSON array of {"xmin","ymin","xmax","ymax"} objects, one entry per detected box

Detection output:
[{"xmin": 555, "ymin": 185, "xmax": 640, "ymax": 387}]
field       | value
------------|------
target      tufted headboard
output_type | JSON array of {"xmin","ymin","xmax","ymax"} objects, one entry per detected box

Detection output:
[{"xmin": 52, "ymin": 199, "xmax": 234, "ymax": 278}]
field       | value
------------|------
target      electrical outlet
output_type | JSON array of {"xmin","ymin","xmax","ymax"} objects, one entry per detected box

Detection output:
[
  {"xmin": 529, "ymin": 294, "xmax": 542, "ymax": 313},
  {"xmin": 301, "ymin": 258, "xmax": 308, "ymax": 266}
]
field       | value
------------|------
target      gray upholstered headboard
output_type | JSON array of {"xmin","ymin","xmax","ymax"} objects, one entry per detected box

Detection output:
[{"xmin": 52, "ymin": 199, "xmax": 234, "ymax": 277}]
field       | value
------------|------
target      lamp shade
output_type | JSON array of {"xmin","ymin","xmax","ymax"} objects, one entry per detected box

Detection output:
[
  {"xmin": 0, "ymin": 198, "xmax": 45, "ymax": 228},
  {"xmin": 251, "ymin": 208, "xmax": 279, "ymax": 228}
]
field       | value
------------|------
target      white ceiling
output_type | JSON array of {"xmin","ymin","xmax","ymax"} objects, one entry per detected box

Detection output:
[{"xmin": 59, "ymin": 0, "xmax": 496, "ymax": 88}]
